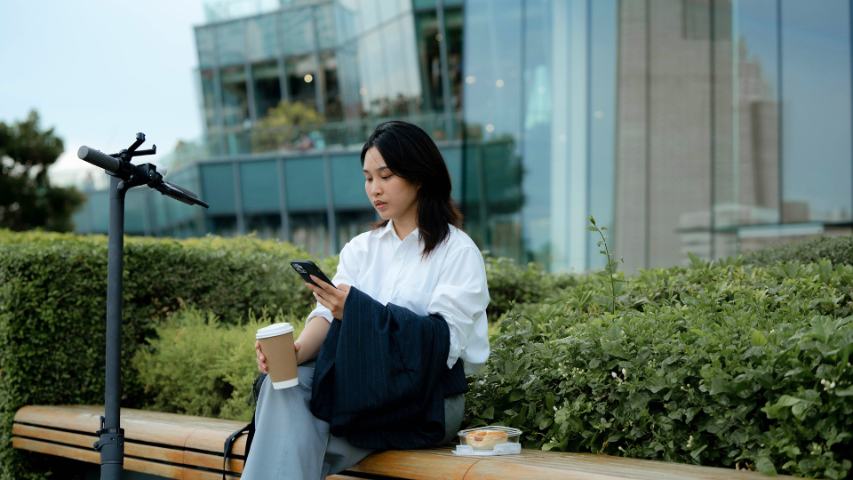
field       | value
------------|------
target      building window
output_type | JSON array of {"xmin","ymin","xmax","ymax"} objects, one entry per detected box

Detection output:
[{"xmin": 252, "ymin": 61, "xmax": 282, "ymax": 119}]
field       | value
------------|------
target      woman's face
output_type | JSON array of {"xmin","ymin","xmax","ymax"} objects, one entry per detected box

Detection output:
[{"xmin": 363, "ymin": 146, "xmax": 419, "ymax": 224}]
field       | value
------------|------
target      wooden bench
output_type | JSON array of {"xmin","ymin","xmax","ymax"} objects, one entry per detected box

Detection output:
[{"xmin": 12, "ymin": 405, "xmax": 788, "ymax": 479}]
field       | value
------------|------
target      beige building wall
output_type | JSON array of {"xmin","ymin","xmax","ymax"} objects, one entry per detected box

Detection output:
[
  {"xmin": 616, "ymin": 0, "xmax": 716, "ymax": 271},
  {"xmin": 615, "ymin": 0, "xmax": 785, "ymax": 270}
]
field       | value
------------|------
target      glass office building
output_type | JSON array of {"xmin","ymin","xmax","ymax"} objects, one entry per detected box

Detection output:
[{"xmin": 75, "ymin": 0, "xmax": 853, "ymax": 272}]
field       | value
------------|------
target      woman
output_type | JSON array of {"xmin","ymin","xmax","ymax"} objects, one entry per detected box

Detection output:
[{"xmin": 243, "ymin": 121, "xmax": 490, "ymax": 479}]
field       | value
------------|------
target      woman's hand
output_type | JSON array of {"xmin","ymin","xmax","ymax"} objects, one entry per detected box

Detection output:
[
  {"xmin": 306, "ymin": 276, "xmax": 351, "ymax": 320},
  {"xmin": 256, "ymin": 339, "xmax": 301, "ymax": 373}
]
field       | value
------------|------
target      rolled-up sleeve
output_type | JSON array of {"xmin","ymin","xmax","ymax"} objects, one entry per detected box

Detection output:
[
  {"xmin": 306, "ymin": 239, "xmax": 361, "ymax": 323},
  {"xmin": 427, "ymin": 246, "xmax": 490, "ymax": 370}
]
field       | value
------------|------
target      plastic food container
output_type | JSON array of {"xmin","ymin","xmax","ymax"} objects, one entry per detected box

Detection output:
[{"xmin": 453, "ymin": 426, "xmax": 522, "ymax": 456}]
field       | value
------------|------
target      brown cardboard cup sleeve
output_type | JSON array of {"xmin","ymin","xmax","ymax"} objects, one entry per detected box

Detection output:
[{"xmin": 256, "ymin": 322, "xmax": 299, "ymax": 389}]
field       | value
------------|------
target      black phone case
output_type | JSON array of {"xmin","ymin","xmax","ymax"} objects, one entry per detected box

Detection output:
[{"xmin": 290, "ymin": 260, "xmax": 334, "ymax": 287}]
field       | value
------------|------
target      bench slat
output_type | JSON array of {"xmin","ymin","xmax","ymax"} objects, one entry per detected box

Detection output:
[
  {"xmin": 347, "ymin": 450, "xmax": 476, "ymax": 479},
  {"xmin": 12, "ymin": 437, "xmax": 189, "ymax": 479},
  {"xmin": 14, "ymin": 405, "xmax": 793, "ymax": 480},
  {"xmin": 14, "ymin": 405, "xmax": 248, "ymax": 454},
  {"xmin": 185, "ymin": 449, "xmax": 245, "ymax": 472},
  {"xmin": 12, "ymin": 423, "xmax": 188, "ymax": 466},
  {"xmin": 13, "ymin": 405, "xmax": 246, "ymax": 477},
  {"xmin": 476, "ymin": 450, "xmax": 773, "ymax": 480}
]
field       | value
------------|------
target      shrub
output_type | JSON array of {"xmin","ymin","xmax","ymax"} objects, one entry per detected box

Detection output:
[
  {"xmin": 0, "ymin": 230, "xmax": 317, "ymax": 479},
  {"xmin": 741, "ymin": 235, "xmax": 853, "ymax": 267},
  {"xmin": 133, "ymin": 307, "xmax": 304, "ymax": 421},
  {"xmin": 484, "ymin": 255, "xmax": 576, "ymax": 319},
  {"xmin": 466, "ymin": 260, "xmax": 853, "ymax": 479}
]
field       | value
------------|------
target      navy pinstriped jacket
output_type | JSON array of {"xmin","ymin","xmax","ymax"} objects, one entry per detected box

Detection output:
[{"xmin": 309, "ymin": 287, "xmax": 468, "ymax": 450}]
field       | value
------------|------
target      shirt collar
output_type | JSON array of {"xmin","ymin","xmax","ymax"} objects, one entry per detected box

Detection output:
[
  {"xmin": 378, "ymin": 219, "xmax": 396, "ymax": 238},
  {"xmin": 378, "ymin": 219, "xmax": 419, "ymax": 242}
]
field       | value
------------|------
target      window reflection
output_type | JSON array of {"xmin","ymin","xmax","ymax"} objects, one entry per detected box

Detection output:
[
  {"xmin": 200, "ymin": 69, "xmax": 219, "ymax": 130},
  {"xmin": 781, "ymin": 0, "xmax": 852, "ymax": 223},
  {"xmin": 221, "ymin": 66, "xmax": 249, "ymax": 127},
  {"xmin": 415, "ymin": 4, "xmax": 463, "ymax": 115},
  {"xmin": 321, "ymin": 51, "xmax": 343, "ymax": 120},
  {"xmin": 461, "ymin": 0, "xmax": 529, "ymax": 263},
  {"xmin": 521, "ymin": 0, "xmax": 552, "ymax": 267},
  {"xmin": 712, "ymin": 0, "xmax": 780, "ymax": 259}
]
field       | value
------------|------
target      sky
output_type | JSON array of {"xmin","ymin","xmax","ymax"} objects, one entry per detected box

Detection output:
[{"xmin": 0, "ymin": 1, "xmax": 206, "ymax": 186}]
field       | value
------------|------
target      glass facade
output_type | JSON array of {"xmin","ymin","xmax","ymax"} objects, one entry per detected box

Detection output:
[
  {"xmin": 193, "ymin": 0, "xmax": 464, "ymax": 158},
  {"xmin": 463, "ymin": 0, "xmax": 618, "ymax": 271},
  {"xmin": 462, "ymin": 0, "xmax": 852, "ymax": 272},
  {"xmin": 74, "ymin": 0, "xmax": 853, "ymax": 271}
]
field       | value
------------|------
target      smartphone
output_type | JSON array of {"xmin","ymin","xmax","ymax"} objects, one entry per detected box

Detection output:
[{"xmin": 290, "ymin": 260, "xmax": 336, "ymax": 288}]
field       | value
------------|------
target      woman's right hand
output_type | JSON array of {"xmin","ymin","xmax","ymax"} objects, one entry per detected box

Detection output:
[
  {"xmin": 255, "ymin": 340, "xmax": 268, "ymax": 373},
  {"xmin": 255, "ymin": 340, "xmax": 302, "ymax": 373}
]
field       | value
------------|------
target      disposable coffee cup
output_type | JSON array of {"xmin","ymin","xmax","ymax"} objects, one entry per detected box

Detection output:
[{"xmin": 256, "ymin": 323, "xmax": 298, "ymax": 389}]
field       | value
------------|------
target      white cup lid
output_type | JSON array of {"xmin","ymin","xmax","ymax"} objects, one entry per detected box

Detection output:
[{"xmin": 256, "ymin": 322, "xmax": 294, "ymax": 339}]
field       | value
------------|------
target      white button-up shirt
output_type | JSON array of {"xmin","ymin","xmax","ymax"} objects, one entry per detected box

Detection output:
[{"xmin": 307, "ymin": 220, "xmax": 490, "ymax": 375}]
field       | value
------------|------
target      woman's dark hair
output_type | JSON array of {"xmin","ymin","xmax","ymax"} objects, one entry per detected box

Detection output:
[{"xmin": 361, "ymin": 120, "xmax": 463, "ymax": 257}]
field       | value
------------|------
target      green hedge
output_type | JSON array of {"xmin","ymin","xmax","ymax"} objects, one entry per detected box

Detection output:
[
  {"xmin": 4, "ymin": 229, "xmax": 852, "ymax": 479},
  {"xmin": 132, "ymin": 307, "xmax": 305, "ymax": 422},
  {"xmin": 0, "ymin": 230, "xmax": 541, "ymax": 478},
  {"xmin": 0, "ymin": 230, "xmax": 315, "ymax": 479},
  {"xmin": 741, "ymin": 235, "xmax": 853, "ymax": 267},
  {"xmin": 484, "ymin": 255, "xmax": 576, "ymax": 319},
  {"xmin": 466, "ymin": 259, "xmax": 853, "ymax": 479}
]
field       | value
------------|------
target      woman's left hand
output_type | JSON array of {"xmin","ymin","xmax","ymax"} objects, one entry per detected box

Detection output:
[{"xmin": 306, "ymin": 276, "xmax": 351, "ymax": 320}]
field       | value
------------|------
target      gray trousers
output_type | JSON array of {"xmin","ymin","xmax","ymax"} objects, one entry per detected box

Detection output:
[{"xmin": 241, "ymin": 361, "xmax": 465, "ymax": 480}]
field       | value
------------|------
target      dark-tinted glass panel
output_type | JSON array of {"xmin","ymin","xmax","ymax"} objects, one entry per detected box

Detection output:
[
  {"xmin": 125, "ymin": 189, "xmax": 149, "ymax": 235},
  {"xmin": 441, "ymin": 145, "xmax": 462, "ymax": 204},
  {"xmin": 321, "ymin": 51, "xmax": 343, "ymax": 120},
  {"xmin": 252, "ymin": 62, "xmax": 282, "ymax": 119},
  {"xmin": 241, "ymin": 161, "xmax": 279, "ymax": 212},
  {"xmin": 331, "ymin": 154, "xmax": 368, "ymax": 209},
  {"xmin": 165, "ymin": 167, "xmax": 202, "ymax": 225},
  {"xmin": 285, "ymin": 158, "xmax": 327, "ymax": 211},
  {"xmin": 201, "ymin": 163, "xmax": 236, "ymax": 215},
  {"xmin": 286, "ymin": 55, "xmax": 319, "ymax": 107}
]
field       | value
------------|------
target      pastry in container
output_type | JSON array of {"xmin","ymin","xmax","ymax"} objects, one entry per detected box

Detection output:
[{"xmin": 453, "ymin": 426, "xmax": 522, "ymax": 456}]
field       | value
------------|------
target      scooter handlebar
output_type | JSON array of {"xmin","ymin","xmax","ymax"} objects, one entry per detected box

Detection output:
[{"xmin": 77, "ymin": 146, "xmax": 120, "ymax": 172}]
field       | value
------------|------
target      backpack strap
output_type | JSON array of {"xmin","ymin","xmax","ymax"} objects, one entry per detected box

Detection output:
[
  {"xmin": 222, "ymin": 373, "xmax": 265, "ymax": 479},
  {"xmin": 222, "ymin": 419, "xmax": 252, "ymax": 480}
]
